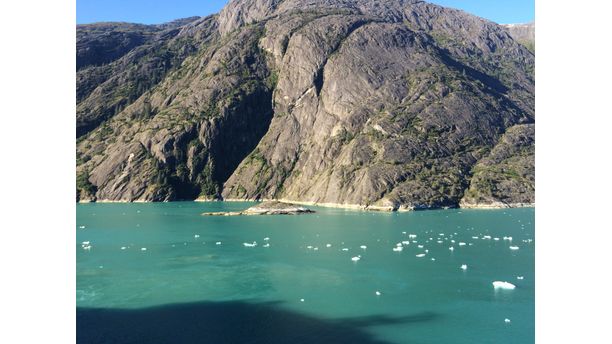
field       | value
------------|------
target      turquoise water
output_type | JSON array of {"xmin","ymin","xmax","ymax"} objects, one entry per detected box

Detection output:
[{"xmin": 77, "ymin": 202, "xmax": 534, "ymax": 344}]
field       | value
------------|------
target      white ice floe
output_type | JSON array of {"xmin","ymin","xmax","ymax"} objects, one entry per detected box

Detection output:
[
  {"xmin": 431, "ymin": 258, "xmax": 436, "ymax": 261},
  {"xmin": 263, "ymin": 243, "xmax": 270, "ymax": 248},
  {"xmin": 418, "ymin": 245, "xmax": 424, "ymax": 248},
  {"xmin": 82, "ymin": 245, "xmax": 91, "ymax": 251},
  {"xmin": 216, "ymin": 241, "xmax": 222, "ymax": 245},
  {"xmin": 416, "ymin": 253, "xmax": 426, "ymax": 258},
  {"xmin": 326, "ymin": 243, "xmax": 332, "ymax": 248},
  {"xmin": 375, "ymin": 291, "xmax": 381, "ymax": 296},
  {"xmin": 306, "ymin": 245, "xmax": 313, "ymax": 249},
  {"xmin": 493, "ymin": 281, "xmax": 516, "ymax": 290},
  {"xmin": 437, "ymin": 240, "xmax": 443, "ymax": 244},
  {"xmin": 458, "ymin": 242, "xmax": 466, "ymax": 246},
  {"xmin": 78, "ymin": 225, "xmax": 86, "ymax": 229},
  {"xmin": 401, "ymin": 241, "xmax": 410, "ymax": 245},
  {"xmin": 341, "ymin": 248, "xmax": 349, "ymax": 251},
  {"xmin": 494, "ymin": 237, "xmax": 500, "ymax": 241},
  {"xmin": 393, "ymin": 246, "xmax": 403, "ymax": 252},
  {"xmin": 509, "ymin": 246, "xmax": 520, "ymax": 250},
  {"xmin": 439, "ymin": 233, "xmax": 445, "ymax": 236},
  {"xmin": 313, "ymin": 247, "xmax": 319, "ymax": 251},
  {"xmin": 449, "ymin": 247, "xmax": 454, "ymax": 251},
  {"xmin": 121, "ymin": 246, "xmax": 126, "ymax": 250},
  {"xmin": 425, "ymin": 249, "xmax": 429, "ymax": 253},
  {"xmin": 264, "ymin": 237, "xmax": 270, "ymax": 241},
  {"xmin": 503, "ymin": 236, "xmax": 513, "ymax": 241},
  {"xmin": 194, "ymin": 235, "xmax": 200, "ymax": 238},
  {"xmin": 243, "ymin": 242, "xmax": 257, "ymax": 247},
  {"xmin": 483, "ymin": 235, "xmax": 492, "ymax": 240},
  {"xmin": 505, "ymin": 318, "xmax": 511, "ymax": 324},
  {"xmin": 351, "ymin": 256, "xmax": 361, "ymax": 262},
  {"xmin": 472, "ymin": 236, "xmax": 479, "ymax": 239},
  {"xmin": 300, "ymin": 298, "xmax": 305, "ymax": 302},
  {"xmin": 360, "ymin": 245, "xmax": 367, "ymax": 250},
  {"xmin": 460, "ymin": 264, "xmax": 467, "ymax": 270},
  {"xmin": 517, "ymin": 276, "xmax": 524, "ymax": 280},
  {"xmin": 409, "ymin": 234, "xmax": 417, "ymax": 239},
  {"xmin": 451, "ymin": 240, "xmax": 456, "ymax": 243},
  {"xmin": 141, "ymin": 248, "xmax": 147, "ymax": 251}
]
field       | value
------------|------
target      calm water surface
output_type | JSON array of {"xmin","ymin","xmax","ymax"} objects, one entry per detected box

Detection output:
[{"xmin": 76, "ymin": 202, "xmax": 534, "ymax": 344}]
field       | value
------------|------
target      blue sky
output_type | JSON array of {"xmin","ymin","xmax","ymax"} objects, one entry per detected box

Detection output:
[{"xmin": 77, "ymin": 0, "xmax": 534, "ymax": 25}]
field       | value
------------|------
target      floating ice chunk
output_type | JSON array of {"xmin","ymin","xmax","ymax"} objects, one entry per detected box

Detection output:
[
  {"xmin": 141, "ymin": 248, "xmax": 147, "ymax": 251},
  {"xmin": 243, "ymin": 242, "xmax": 257, "ymax": 247},
  {"xmin": 437, "ymin": 240, "xmax": 443, "ymax": 244},
  {"xmin": 472, "ymin": 236, "xmax": 479, "ymax": 239},
  {"xmin": 451, "ymin": 240, "xmax": 456, "ymax": 243},
  {"xmin": 449, "ymin": 247, "xmax": 454, "ymax": 251},
  {"xmin": 341, "ymin": 248, "xmax": 349, "ymax": 251},
  {"xmin": 417, "ymin": 245, "xmax": 424, "ymax": 248},
  {"xmin": 351, "ymin": 256, "xmax": 361, "ymax": 262},
  {"xmin": 194, "ymin": 235, "xmax": 200, "ymax": 238},
  {"xmin": 82, "ymin": 245, "xmax": 91, "ymax": 251},
  {"xmin": 503, "ymin": 236, "xmax": 513, "ymax": 241},
  {"xmin": 313, "ymin": 247, "xmax": 319, "ymax": 251},
  {"xmin": 326, "ymin": 244, "xmax": 332, "ymax": 248},
  {"xmin": 360, "ymin": 245, "xmax": 367, "ymax": 250},
  {"xmin": 509, "ymin": 246, "xmax": 520, "ymax": 250},
  {"xmin": 460, "ymin": 264, "xmax": 467, "ymax": 270},
  {"xmin": 263, "ymin": 237, "xmax": 270, "ymax": 241},
  {"xmin": 375, "ymin": 291, "xmax": 381, "ymax": 296},
  {"xmin": 396, "ymin": 242, "xmax": 403, "ymax": 247},
  {"xmin": 263, "ymin": 243, "xmax": 270, "ymax": 248},
  {"xmin": 493, "ymin": 281, "xmax": 516, "ymax": 290},
  {"xmin": 483, "ymin": 235, "xmax": 492, "ymax": 240},
  {"xmin": 458, "ymin": 242, "xmax": 466, "ymax": 246},
  {"xmin": 300, "ymin": 298, "xmax": 305, "ymax": 302},
  {"xmin": 78, "ymin": 225, "xmax": 86, "ymax": 229},
  {"xmin": 494, "ymin": 237, "xmax": 500, "ymax": 241},
  {"xmin": 82, "ymin": 241, "xmax": 90, "ymax": 245},
  {"xmin": 401, "ymin": 241, "xmax": 410, "ymax": 245},
  {"xmin": 517, "ymin": 276, "xmax": 524, "ymax": 280},
  {"xmin": 505, "ymin": 318, "xmax": 511, "ymax": 324},
  {"xmin": 412, "ymin": 240, "xmax": 418, "ymax": 244},
  {"xmin": 415, "ymin": 253, "xmax": 426, "ymax": 258},
  {"xmin": 431, "ymin": 258, "xmax": 436, "ymax": 261},
  {"xmin": 402, "ymin": 231, "xmax": 407, "ymax": 234},
  {"xmin": 439, "ymin": 233, "xmax": 445, "ymax": 236},
  {"xmin": 216, "ymin": 241, "xmax": 222, "ymax": 245},
  {"xmin": 306, "ymin": 245, "xmax": 313, "ymax": 249},
  {"xmin": 393, "ymin": 246, "xmax": 403, "ymax": 252},
  {"xmin": 121, "ymin": 246, "xmax": 126, "ymax": 250},
  {"xmin": 408, "ymin": 234, "xmax": 417, "ymax": 239},
  {"xmin": 425, "ymin": 249, "xmax": 429, "ymax": 253}
]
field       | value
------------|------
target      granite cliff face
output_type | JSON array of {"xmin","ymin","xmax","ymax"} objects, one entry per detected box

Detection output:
[{"xmin": 76, "ymin": 0, "xmax": 535, "ymax": 210}]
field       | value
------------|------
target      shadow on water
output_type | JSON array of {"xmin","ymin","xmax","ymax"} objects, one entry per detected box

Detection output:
[{"xmin": 77, "ymin": 300, "xmax": 438, "ymax": 344}]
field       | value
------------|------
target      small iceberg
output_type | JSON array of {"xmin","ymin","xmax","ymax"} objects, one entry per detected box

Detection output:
[
  {"xmin": 517, "ymin": 276, "xmax": 524, "ymax": 280},
  {"xmin": 360, "ymin": 245, "xmax": 367, "ymax": 250},
  {"xmin": 449, "ymin": 247, "xmax": 454, "ymax": 251},
  {"xmin": 351, "ymin": 256, "xmax": 361, "ymax": 262},
  {"xmin": 243, "ymin": 242, "xmax": 257, "ymax": 247},
  {"xmin": 417, "ymin": 245, "xmax": 424, "ymax": 248},
  {"xmin": 458, "ymin": 242, "xmax": 466, "ymax": 246},
  {"xmin": 505, "ymin": 318, "xmax": 511, "ymax": 324},
  {"xmin": 215, "ymin": 241, "xmax": 222, "ymax": 245},
  {"xmin": 415, "ymin": 253, "xmax": 426, "ymax": 258},
  {"xmin": 401, "ymin": 241, "xmax": 410, "ymax": 245},
  {"xmin": 194, "ymin": 234, "xmax": 200, "ymax": 238},
  {"xmin": 483, "ymin": 235, "xmax": 492, "ymax": 240},
  {"xmin": 120, "ymin": 246, "xmax": 126, "ymax": 250},
  {"xmin": 375, "ymin": 291, "xmax": 381, "ymax": 296},
  {"xmin": 408, "ymin": 234, "xmax": 417, "ymax": 239},
  {"xmin": 492, "ymin": 281, "xmax": 516, "ymax": 290},
  {"xmin": 263, "ymin": 237, "xmax": 270, "ymax": 241},
  {"xmin": 78, "ymin": 225, "xmax": 86, "ymax": 229},
  {"xmin": 392, "ymin": 246, "xmax": 403, "ymax": 252},
  {"xmin": 460, "ymin": 264, "xmax": 467, "ymax": 270},
  {"xmin": 263, "ymin": 243, "xmax": 270, "ymax": 248},
  {"xmin": 141, "ymin": 247, "xmax": 147, "ymax": 251},
  {"xmin": 509, "ymin": 246, "xmax": 520, "ymax": 250},
  {"xmin": 503, "ymin": 236, "xmax": 513, "ymax": 241},
  {"xmin": 326, "ymin": 243, "xmax": 332, "ymax": 248},
  {"xmin": 341, "ymin": 248, "xmax": 349, "ymax": 251}
]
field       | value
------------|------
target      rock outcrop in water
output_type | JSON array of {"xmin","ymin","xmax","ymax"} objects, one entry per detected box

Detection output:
[
  {"xmin": 76, "ymin": 0, "xmax": 535, "ymax": 210},
  {"xmin": 202, "ymin": 201, "xmax": 314, "ymax": 215}
]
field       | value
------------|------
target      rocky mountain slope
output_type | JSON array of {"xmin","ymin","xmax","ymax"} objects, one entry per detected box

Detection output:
[
  {"xmin": 502, "ymin": 22, "xmax": 535, "ymax": 53},
  {"xmin": 76, "ymin": 0, "xmax": 535, "ymax": 210}
]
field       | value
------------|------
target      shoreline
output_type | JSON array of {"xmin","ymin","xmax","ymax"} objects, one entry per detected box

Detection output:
[{"xmin": 80, "ymin": 197, "xmax": 535, "ymax": 212}]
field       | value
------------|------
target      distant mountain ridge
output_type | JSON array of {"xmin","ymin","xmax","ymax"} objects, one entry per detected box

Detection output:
[{"xmin": 76, "ymin": 0, "xmax": 535, "ymax": 210}]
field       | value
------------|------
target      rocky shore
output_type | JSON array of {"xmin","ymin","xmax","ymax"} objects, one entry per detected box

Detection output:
[{"xmin": 201, "ymin": 201, "xmax": 315, "ymax": 216}]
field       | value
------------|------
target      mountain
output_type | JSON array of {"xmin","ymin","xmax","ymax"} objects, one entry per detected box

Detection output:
[
  {"xmin": 76, "ymin": 0, "xmax": 535, "ymax": 210},
  {"xmin": 502, "ymin": 22, "xmax": 535, "ymax": 53}
]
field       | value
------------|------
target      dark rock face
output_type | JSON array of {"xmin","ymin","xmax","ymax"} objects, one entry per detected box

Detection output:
[{"xmin": 76, "ymin": 0, "xmax": 535, "ymax": 209}]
